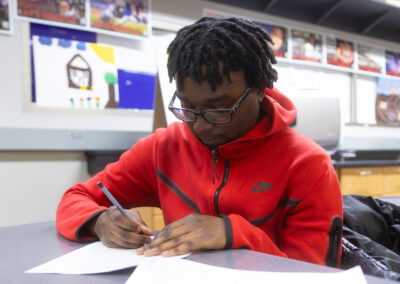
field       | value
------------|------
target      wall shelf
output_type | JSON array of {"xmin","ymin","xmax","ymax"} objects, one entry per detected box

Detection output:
[{"xmin": 206, "ymin": 0, "xmax": 400, "ymax": 44}]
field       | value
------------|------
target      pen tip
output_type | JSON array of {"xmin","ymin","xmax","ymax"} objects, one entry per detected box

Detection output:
[{"xmin": 97, "ymin": 181, "xmax": 103, "ymax": 187}]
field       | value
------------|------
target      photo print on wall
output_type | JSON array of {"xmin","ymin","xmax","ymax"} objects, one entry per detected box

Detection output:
[
  {"xmin": 376, "ymin": 78, "xmax": 400, "ymax": 126},
  {"xmin": 255, "ymin": 21, "xmax": 288, "ymax": 58},
  {"xmin": 90, "ymin": 0, "xmax": 150, "ymax": 37},
  {"xmin": 17, "ymin": 0, "xmax": 86, "ymax": 26},
  {"xmin": 291, "ymin": 29, "xmax": 322, "ymax": 63},
  {"xmin": 358, "ymin": 44, "xmax": 384, "ymax": 73},
  {"xmin": 385, "ymin": 50, "xmax": 400, "ymax": 77},
  {"xmin": 326, "ymin": 36, "xmax": 354, "ymax": 68},
  {"xmin": 0, "ymin": 0, "xmax": 11, "ymax": 33}
]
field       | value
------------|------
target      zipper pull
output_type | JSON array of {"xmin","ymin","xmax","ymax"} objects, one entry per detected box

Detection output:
[{"xmin": 211, "ymin": 147, "xmax": 220, "ymax": 185}]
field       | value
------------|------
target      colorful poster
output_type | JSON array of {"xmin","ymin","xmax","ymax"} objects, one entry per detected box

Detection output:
[
  {"xmin": 255, "ymin": 21, "xmax": 288, "ymax": 58},
  {"xmin": 17, "ymin": 0, "xmax": 86, "ymax": 26},
  {"xmin": 375, "ymin": 78, "xmax": 400, "ymax": 126},
  {"xmin": 291, "ymin": 29, "xmax": 322, "ymax": 63},
  {"xmin": 0, "ymin": 0, "xmax": 11, "ymax": 34},
  {"xmin": 326, "ymin": 36, "xmax": 354, "ymax": 68},
  {"xmin": 90, "ymin": 0, "xmax": 150, "ymax": 38},
  {"xmin": 385, "ymin": 50, "xmax": 400, "ymax": 77},
  {"xmin": 358, "ymin": 44, "xmax": 384, "ymax": 73},
  {"xmin": 32, "ymin": 35, "xmax": 156, "ymax": 110}
]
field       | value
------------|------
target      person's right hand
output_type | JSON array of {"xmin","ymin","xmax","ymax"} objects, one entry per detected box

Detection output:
[{"xmin": 93, "ymin": 206, "xmax": 154, "ymax": 248}]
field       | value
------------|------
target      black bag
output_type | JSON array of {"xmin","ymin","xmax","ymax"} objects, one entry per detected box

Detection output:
[{"xmin": 342, "ymin": 194, "xmax": 400, "ymax": 281}]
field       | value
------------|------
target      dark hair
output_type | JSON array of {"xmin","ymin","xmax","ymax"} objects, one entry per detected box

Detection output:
[{"xmin": 167, "ymin": 17, "xmax": 278, "ymax": 92}]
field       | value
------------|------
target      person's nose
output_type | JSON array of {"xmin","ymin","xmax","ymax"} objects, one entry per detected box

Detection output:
[{"xmin": 192, "ymin": 114, "xmax": 214, "ymax": 134}]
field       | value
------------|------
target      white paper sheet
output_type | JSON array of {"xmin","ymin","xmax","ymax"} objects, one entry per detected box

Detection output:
[
  {"xmin": 25, "ymin": 241, "xmax": 189, "ymax": 274},
  {"xmin": 127, "ymin": 258, "xmax": 368, "ymax": 284}
]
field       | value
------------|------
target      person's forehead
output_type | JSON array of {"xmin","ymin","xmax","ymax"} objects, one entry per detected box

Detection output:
[
  {"xmin": 183, "ymin": 70, "xmax": 246, "ymax": 89},
  {"xmin": 180, "ymin": 72, "xmax": 246, "ymax": 100}
]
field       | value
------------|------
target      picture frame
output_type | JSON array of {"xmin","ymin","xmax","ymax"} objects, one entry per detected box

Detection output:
[{"xmin": 0, "ymin": 0, "xmax": 13, "ymax": 35}]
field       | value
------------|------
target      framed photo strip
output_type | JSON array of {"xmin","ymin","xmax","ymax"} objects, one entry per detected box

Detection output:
[{"xmin": 16, "ymin": 0, "xmax": 151, "ymax": 40}]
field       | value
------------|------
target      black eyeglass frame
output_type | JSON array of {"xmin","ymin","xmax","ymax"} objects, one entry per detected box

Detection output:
[{"xmin": 168, "ymin": 88, "xmax": 254, "ymax": 124}]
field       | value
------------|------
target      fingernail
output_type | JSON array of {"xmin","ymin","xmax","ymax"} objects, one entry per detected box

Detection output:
[
  {"xmin": 162, "ymin": 250, "xmax": 173, "ymax": 257},
  {"xmin": 144, "ymin": 248, "xmax": 155, "ymax": 256},
  {"xmin": 136, "ymin": 247, "xmax": 144, "ymax": 255}
]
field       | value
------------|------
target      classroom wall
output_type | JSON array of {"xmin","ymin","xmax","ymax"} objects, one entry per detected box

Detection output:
[
  {"xmin": 0, "ymin": 152, "xmax": 91, "ymax": 226},
  {"xmin": 1, "ymin": 0, "xmax": 400, "ymax": 227}
]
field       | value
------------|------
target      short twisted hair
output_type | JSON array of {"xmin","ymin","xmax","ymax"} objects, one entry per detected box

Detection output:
[{"xmin": 167, "ymin": 17, "xmax": 278, "ymax": 92}]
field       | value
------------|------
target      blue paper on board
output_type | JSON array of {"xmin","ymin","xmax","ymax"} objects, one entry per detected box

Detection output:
[{"xmin": 117, "ymin": 69, "xmax": 156, "ymax": 110}]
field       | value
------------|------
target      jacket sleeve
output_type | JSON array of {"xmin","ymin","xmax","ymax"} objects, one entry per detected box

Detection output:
[
  {"xmin": 225, "ymin": 152, "xmax": 343, "ymax": 266},
  {"xmin": 56, "ymin": 132, "xmax": 161, "ymax": 242}
]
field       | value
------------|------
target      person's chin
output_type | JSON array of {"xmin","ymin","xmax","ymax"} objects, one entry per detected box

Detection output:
[{"xmin": 199, "ymin": 136, "xmax": 226, "ymax": 147}]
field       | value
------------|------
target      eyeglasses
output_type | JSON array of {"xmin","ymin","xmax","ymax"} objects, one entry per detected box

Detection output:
[{"xmin": 168, "ymin": 88, "xmax": 253, "ymax": 124}]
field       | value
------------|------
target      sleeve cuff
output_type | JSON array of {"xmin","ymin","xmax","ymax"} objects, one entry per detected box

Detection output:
[
  {"xmin": 75, "ymin": 209, "xmax": 107, "ymax": 242},
  {"xmin": 220, "ymin": 214, "xmax": 233, "ymax": 249}
]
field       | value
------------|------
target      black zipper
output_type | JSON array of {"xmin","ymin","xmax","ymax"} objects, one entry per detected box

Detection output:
[
  {"xmin": 214, "ymin": 159, "xmax": 230, "ymax": 216},
  {"xmin": 326, "ymin": 217, "xmax": 342, "ymax": 267},
  {"xmin": 332, "ymin": 227, "xmax": 341, "ymax": 265},
  {"xmin": 211, "ymin": 147, "xmax": 220, "ymax": 185}
]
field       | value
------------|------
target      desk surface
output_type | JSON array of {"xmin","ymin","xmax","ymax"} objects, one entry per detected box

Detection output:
[{"xmin": 0, "ymin": 222, "xmax": 394, "ymax": 284}]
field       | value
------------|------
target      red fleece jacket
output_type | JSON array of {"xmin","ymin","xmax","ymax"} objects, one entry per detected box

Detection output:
[{"xmin": 56, "ymin": 88, "xmax": 343, "ymax": 266}]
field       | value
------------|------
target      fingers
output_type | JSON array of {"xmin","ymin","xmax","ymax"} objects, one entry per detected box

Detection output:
[
  {"xmin": 108, "ymin": 207, "xmax": 142, "ymax": 233},
  {"xmin": 108, "ymin": 230, "xmax": 151, "ymax": 249},
  {"xmin": 137, "ymin": 214, "xmax": 226, "ymax": 256},
  {"xmin": 162, "ymin": 241, "xmax": 195, "ymax": 257},
  {"xmin": 145, "ymin": 234, "xmax": 197, "ymax": 257},
  {"xmin": 139, "ymin": 214, "xmax": 226, "ymax": 256},
  {"xmin": 140, "ymin": 214, "xmax": 202, "ymax": 256},
  {"xmin": 136, "ymin": 243, "xmax": 150, "ymax": 255},
  {"xmin": 95, "ymin": 207, "xmax": 155, "ymax": 249},
  {"xmin": 151, "ymin": 214, "xmax": 200, "ymax": 246},
  {"xmin": 98, "ymin": 222, "xmax": 150, "ymax": 249},
  {"xmin": 137, "ymin": 223, "xmax": 154, "ymax": 236}
]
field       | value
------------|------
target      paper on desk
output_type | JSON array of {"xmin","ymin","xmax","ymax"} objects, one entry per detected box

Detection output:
[
  {"xmin": 127, "ymin": 258, "xmax": 368, "ymax": 284},
  {"xmin": 25, "ymin": 241, "xmax": 189, "ymax": 274}
]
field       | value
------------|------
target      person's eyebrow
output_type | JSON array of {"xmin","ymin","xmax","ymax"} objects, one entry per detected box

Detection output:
[
  {"xmin": 204, "ymin": 94, "xmax": 230, "ymax": 103},
  {"xmin": 176, "ymin": 93, "xmax": 188, "ymax": 102},
  {"xmin": 176, "ymin": 93, "xmax": 230, "ymax": 104}
]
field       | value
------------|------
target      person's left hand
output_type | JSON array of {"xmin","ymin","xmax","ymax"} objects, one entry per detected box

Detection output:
[{"xmin": 136, "ymin": 213, "xmax": 226, "ymax": 257}]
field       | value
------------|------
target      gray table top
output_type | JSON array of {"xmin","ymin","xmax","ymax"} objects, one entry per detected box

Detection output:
[{"xmin": 0, "ymin": 222, "xmax": 395, "ymax": 283}]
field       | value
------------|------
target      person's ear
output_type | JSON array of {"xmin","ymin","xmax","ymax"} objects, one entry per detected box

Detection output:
[{"xmin": 256, "ymin": 89, "xmax": 264, "ymax": 102}]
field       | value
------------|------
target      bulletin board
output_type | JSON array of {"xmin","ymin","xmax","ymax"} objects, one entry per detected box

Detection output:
[{"xmin": 0, "ymin": 21, "xmax": 156, "ymax": 151}]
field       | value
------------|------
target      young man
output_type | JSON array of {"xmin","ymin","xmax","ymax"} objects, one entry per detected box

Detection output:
[{"xmin": 56, "ymin": 17, "xmax": 343, "ymax": 267}]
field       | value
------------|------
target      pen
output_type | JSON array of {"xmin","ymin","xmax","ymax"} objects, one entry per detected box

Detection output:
[{"xmin": 96, "ymin": 181, "xmax": 134, "ymax": 223}]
